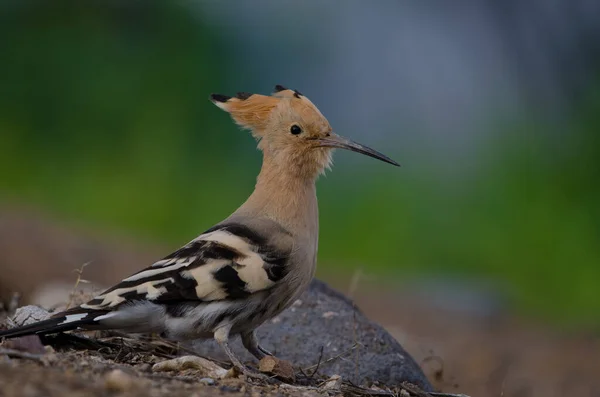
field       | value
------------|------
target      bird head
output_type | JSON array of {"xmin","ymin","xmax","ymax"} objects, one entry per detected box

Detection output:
[{"xmin": 210, "ymin": 85, "xmax": 399, "ymax": 179}]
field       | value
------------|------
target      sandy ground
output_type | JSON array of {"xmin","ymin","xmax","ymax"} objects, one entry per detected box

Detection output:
[{"xmin": 1, "ymin": 204, "xmax": 600, "ymax": 397}]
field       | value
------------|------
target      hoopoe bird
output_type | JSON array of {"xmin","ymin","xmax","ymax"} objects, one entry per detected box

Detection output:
[{"xmin": 0, "ymin": 86, "xmax": 398, "ymax": 378}]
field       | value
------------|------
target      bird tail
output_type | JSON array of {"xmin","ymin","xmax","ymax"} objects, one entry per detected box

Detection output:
[{"xmin": 0, "ymin": 308, "xmax": 109, "ymax": 339}]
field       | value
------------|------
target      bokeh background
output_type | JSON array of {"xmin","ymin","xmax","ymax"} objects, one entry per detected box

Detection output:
[{"xmin": 1, "ymin": 1, "xmax": 599, "ymax": 396}]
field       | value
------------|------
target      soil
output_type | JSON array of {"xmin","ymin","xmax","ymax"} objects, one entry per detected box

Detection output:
[{"xmin": 0, "ymin": 348, "xmax": 321, "ymax": 397}]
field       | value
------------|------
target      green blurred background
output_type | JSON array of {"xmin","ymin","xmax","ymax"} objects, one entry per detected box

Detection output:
[{"xmin": 1, "ymin": 1, "xmax": 599, "ymax": 325}]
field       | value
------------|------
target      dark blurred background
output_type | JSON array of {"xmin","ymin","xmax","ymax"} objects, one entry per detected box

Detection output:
[{"xmin": 1, "ymin": 1, "xmax": 599, "ymax": 395}]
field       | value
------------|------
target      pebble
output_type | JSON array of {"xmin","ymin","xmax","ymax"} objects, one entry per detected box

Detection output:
[
  {"xmin": 321, "ymin": 374, "xmax": 342, "ymax": 391},
  {"xmin": 258, "ymin": 355, "xmax": 295, "ymax": 382},
  {"xmin": 104, "ymin": 369, "xmax": 136, "ymax": 392},
  {"xmin": 219, "ymin": 385, "xmax": 239, "ymax": 393},
  {"xmin": 3, "ymin": 334, "xmax": 46, "ymax": 354},
  {"xmin": 11, "ymin": 306, "xmax": 50, "ymax": 326},
  {"xmin": 198, "ymin": 377, "xmax": 215, "ymax": 385},
  {"xmin": 136, "ymin": 363, "xmax": 152, "ymax": 373}
]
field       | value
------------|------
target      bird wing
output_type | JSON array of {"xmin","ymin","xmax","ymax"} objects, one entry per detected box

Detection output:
[
  {"xmin": 0, "ymin": 221, "xmax": 293, "ymax": 339},
  {"xmin": 79, "ymin": 221, "xmax": 293, "ymax": 312}
]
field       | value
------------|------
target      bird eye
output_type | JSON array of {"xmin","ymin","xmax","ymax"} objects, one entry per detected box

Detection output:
[{"xmin": 290, "ymin": 125, "xmax": 302, "ymax": 135}]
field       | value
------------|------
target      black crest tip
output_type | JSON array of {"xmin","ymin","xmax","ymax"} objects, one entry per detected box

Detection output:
[
  {"xmin": 210, "ymin": 94, "xmax": 232, "ymax": 103},
  {"xmin": 274, "ymin": 84, "xmax": 288, "ymax": 92},
  {"xmin": 235, "ymin": 92, "xmax": 253, "ymax": 100}
]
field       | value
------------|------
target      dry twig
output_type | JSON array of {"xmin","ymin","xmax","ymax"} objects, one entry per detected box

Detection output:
[
  {"xmin": 66, "ymin": 262, "xmax": 91, "ymax": 309},
  {"xmin": 307, "ymin": 346, "xmax": 324, "ymax": 381},
  {"xmin": 0, "ymin": 347, "xmax": 44, "ymax": 362},
  {"xmin": 303, "ymin": 342, "xmax": 359, "ymax": 372}
]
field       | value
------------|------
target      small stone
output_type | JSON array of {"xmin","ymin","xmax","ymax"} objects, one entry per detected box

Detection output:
[
  {"xmin": 219, "ymin": 385, "xmax": 239, "ymax": 393},
  {"xmin": 137, "ymin": 363, "xmax": 152, "ymax": 372},
  {"xmin": 321, "ymin": 375, "xmax": 342, "ymax": 391},
  {"xmin": 104, "ymin": 369, "xmax": 136, "ymax": 392},
  {"xmin": 258, "ymin": 356, "xmax": 295, "ymax": 382},
  {"xmin": 11, "ymin": 306, "xmax": 50, "ymax": 326},
  {"xmin": 152, "ymin": 356, "xmax": 228, "ymax": 379},
  {"xmin": 224, "ymin": 366, "xmax": 239, "ymax": 379},
  {"xmin": 198, "ymin": 377, "xmax": 215, "ymax": 385},
  {"xmin": 3, "ymin": 334, "xmax": 46, "ymax": 354},
  {"xmin": 322, "ymin": 311, "xmax": 338, "ymax": 319},
  {"xmin": 258, "ymin": 356, "xmax": 277, "ymax": 372}
]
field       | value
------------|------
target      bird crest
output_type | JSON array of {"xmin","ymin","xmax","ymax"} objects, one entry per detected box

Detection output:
[{"xmin": 209, "ymin": 85, "xmax": 329, "ymax": 142}]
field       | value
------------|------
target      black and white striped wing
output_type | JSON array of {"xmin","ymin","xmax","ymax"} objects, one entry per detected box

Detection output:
[
  {"xmin": 80, "ymin": 222, "xmax": 292, "ymax": 311},
  {"xmin": 0, "ymin": 222, "xmax": 293, "ymax": 340}
]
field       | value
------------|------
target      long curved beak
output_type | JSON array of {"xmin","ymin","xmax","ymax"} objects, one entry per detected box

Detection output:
[{"xmin": 314, "ymin": 133, "xmax": 400, "ymax": 167}]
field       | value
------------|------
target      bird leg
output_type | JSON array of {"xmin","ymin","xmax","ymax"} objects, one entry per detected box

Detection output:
[
  {"xmin": 214, "ymin": 325, "xmax": 272, "ymax": 382},
  {"xmin": 241, "ymin": 329, "xmax": 273, "ymax": 359}
]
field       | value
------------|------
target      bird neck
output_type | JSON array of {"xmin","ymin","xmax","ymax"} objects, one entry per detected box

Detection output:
[{"xmin": 235, "ymin": 157, "xmax": 319, "ymax": 237}]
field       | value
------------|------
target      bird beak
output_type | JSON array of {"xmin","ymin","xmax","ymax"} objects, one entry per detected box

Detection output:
[{"xmin": 313, "ymin": 133, "xmax": 400, "ymax": 167}]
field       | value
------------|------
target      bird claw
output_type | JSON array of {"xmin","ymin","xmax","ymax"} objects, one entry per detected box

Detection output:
[{"xmin": 257, "ymin": 344, "xmax": 273, "ymax": 358}]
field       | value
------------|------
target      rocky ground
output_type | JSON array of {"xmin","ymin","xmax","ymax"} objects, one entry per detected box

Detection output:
[
  {"xmin": 1, "ymin": 204, "xmax": 600, "ymax": 397},
  {"xmin": 0, "ymin": 349, "xmax": 299, "ymax": 397},
  {"xmin": 0, "ymin": 278, "xmax": 436, "ymax": 397}
]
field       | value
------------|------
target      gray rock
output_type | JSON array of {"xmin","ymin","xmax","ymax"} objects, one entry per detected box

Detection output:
[
  {"xmin": 12, "ymin": 305, "xmax": 50, "ymax": 326},
  {"xmin": 189, "ymin": 279, "xmax": 433, "ymax": 391},
  {"xmin": 198, "ymin": 377, "xmax": 215, "ymax": 386}
]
